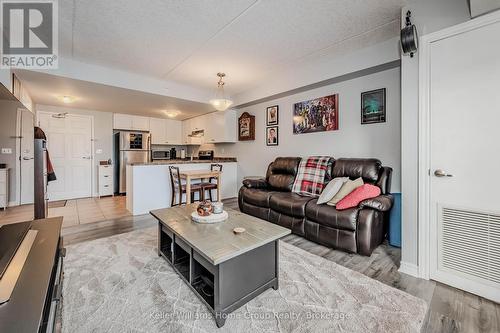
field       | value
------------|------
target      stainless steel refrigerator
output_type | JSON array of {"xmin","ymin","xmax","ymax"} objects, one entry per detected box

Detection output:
[{"xmin": 114, "ymin": 131, "xmax": 150, "ymax": 194}]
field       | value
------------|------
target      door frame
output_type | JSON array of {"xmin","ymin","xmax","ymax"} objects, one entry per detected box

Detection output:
[
  {"xmin": 15, "ymin": 108, "xmax": 34, "ymax": 206},
  {"xmin": 418, "ymin": 10, "xmax": 500, "ymax": 281},
  {"xmin": 36, "ymin": 111, "xmax": 95, "ymax": 199}
]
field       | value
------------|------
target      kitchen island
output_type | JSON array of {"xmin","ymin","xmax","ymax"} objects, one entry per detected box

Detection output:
[{"xmin": 126, "ymin": 158, "xmax": 237, "ymax": 215}]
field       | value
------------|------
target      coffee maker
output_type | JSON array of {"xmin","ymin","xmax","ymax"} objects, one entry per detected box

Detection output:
[{"xmin": 170, "ymin": 147, "xmax": 177, "ymax": 159}]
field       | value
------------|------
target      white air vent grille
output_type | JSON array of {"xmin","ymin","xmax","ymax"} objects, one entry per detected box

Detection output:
[{"xmin": 441, "ymin": 207, "xmax": 500, "ymax": 284}]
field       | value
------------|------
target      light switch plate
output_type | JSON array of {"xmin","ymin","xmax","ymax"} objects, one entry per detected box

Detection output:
[{"xmin": 1, "ymin": 148, "xmax": 12, "ymax": 154}]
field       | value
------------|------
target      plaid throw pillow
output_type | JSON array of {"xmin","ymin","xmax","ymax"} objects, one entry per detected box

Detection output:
[{"xmin": 292, "ymin": 156, "xmax": 333, "ymax": 196}]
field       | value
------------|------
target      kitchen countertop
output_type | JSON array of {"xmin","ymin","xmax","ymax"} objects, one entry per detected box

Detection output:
[{"xmin": 129, "ymin": 157, "xmax": 237, "ymax": 166}]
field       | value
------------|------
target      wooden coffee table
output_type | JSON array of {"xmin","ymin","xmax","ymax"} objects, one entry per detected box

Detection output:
[{"xmin": 150, "ymin": 204, "xmax": 290, "ymax": 327}]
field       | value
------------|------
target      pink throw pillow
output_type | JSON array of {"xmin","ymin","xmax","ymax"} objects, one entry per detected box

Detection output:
[{"xmin": 336, "ymin": 184, "xmax": 381, "ymax": 210}]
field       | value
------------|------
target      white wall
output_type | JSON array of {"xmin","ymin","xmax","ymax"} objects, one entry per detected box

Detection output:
[
  {"xmin": 400, "ymin": 0, "xmax": 471, "ymax": 269},
  {"xmin": 214, "ymin": 67, "xmax": 401, "ymax": 190},
  {"xmin": 0, "ymin": 100, "xmax": 24, "ymax": 204},
  {"xmin": 36, "ymin": 104, "xmax": 114, "ymax": 197}
]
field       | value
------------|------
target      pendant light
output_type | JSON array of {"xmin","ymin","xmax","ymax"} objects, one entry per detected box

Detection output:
[{"xmin": 209, "ymin": 73, "xmax": 233, "ymax": 111}]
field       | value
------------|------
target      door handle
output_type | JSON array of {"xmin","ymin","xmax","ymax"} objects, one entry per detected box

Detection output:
[
  {"xmin": 22, "ymin": 156, "xmax": 33, "ymax": 160},
  {"xmin": 82, "ymin": 156, "xmax": 91, "ymax": 160},
  {"xmin": 434, "ymin": 169, "xmax": 453, "ymax": 177}
]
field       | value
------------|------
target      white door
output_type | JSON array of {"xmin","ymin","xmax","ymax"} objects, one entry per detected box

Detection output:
[
  {"xmin": 38, "ymin": 112, "xmax": 93, "ymax": 200},
  {"xmin": 427, "ymin": 16, "xmax": 500, "ymax": 302},
  {"xmin": 19, "ymin": 109, "xmax": 34, "ymax": 204}
]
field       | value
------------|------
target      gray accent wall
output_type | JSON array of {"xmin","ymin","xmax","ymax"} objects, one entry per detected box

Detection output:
[{"xmin": 211, "ymin": 66, "xmax": 401, "ymax": 192}]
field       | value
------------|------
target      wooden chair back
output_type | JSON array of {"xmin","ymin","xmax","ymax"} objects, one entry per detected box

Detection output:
[
  {"xmin": 210, "ymin": 164, "xmax": 223, "ymax": 183},
  {"xmin": 169, "ymin": 166, "xmax": 182, "ymax": 206}
]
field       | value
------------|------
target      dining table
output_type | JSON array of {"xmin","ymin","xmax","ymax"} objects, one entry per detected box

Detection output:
[{"xmin": 180, "ymin": 169, "xmax": 222, "ymax": 204}]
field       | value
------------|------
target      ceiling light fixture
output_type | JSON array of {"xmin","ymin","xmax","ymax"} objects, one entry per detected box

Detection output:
[
  {"xmin": 60, "ymin": 95, "xmax": 74, "ymax": 103},
  {"xmin": 164, "ymin": 110, "xmax": 180, "ymax": 118},
  {"xmin": 209, "ymin": 73, "xmax": 233, "ymax": 111}
]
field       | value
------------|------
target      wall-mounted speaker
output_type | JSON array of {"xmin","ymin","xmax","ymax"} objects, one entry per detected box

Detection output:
[{"xmin": 401, "ymin": 11, "xmax": 418, "ymax": 57}]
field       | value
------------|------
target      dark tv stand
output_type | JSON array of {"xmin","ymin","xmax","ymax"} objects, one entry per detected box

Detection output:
[{"xmin": 0, "ymin": 217, "xmax": 64, "ymax": 332}]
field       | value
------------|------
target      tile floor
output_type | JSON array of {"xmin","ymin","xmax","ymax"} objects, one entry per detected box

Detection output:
[{"xmin": 0, "ymin": 196, "xmax": 130, "ymax": 228}]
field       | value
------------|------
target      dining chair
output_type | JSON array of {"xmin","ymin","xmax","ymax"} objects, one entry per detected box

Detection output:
[
  {"xmin": 169, "ymin": 166, "xmax": 203, "ymax": 206},
  {"xmin": 200, "ymin": 164, "xmax": 222, "ymax": 202}
]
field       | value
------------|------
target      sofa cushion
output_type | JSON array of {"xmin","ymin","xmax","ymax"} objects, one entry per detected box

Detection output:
[
  {"xmin": 336, "ymin": 184, "xmax": 381, "ymax": 210},
  {"xmin": 241, "ymin": 188, "xmax": 275, "ymax": 208},
  {"xmin": 266, "ymin": 157, "xmax": 301, "ymax": 191},
  {"xmin": 328, "ymin": 177, "xmax": 364, "ymax": 206},
  {"xmin": 317, "ymin": 177, "xmax": 349, "ymax": 204},
  {"xmin": 332, "ymin": 158, "xmax": 382, "ymax": 183},
  {"xmin": 269, "ymin": 192, "xmax": 315, "ymax": 218},
  {"xmin": 306, "ymin": 199, "xmax": 359, "ymax": 231}
]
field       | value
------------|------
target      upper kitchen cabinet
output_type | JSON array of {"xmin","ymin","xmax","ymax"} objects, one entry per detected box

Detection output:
[
  {"xmin": 113, "ymin": 113, "xmax": 150, "ymax": 131},
  {"xmin": 165, "ymin": 119, "xmax": 182, "ymax": 145},
  {"xmin": 149, "ymin": 118, "xmax": 166, "ymax": 144},
  {"xmin": 203, "ymin": 110, "xmax": 237, "ymax": 143},
  {"xmin": 182, "ymin": 118, "xmax": 202, "ymax": 145},
  {"xmin": 181, "ymin": 110, "xmax": 236, "ymax": 144},
  {"xmin": 150, "ymin": 118, "xmax": 182, "ymax": 145}
]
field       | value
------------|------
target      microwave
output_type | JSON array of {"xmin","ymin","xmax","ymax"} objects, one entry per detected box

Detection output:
[{"xmin": 152, "ymin": 149, "xmax": 171, "ymax": 160}]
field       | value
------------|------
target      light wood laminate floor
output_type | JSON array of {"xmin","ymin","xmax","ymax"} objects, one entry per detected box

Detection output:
[
  {"xmin": 0, "ymin": 196, "xmax": 130, "ymax": 228},
  {"xmin": 21, "ymin": 197, "xmax": 500, "ymax": 333}
]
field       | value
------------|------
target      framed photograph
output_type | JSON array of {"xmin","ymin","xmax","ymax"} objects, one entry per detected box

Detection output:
[
  {"xmin": 293, "ymin": 94, "xmax": 339, "ymax": 134},
  {"xmin": 238, "ymin": 112, "xmax": 255, "ymax": 141},
  {"xmin": 266, "ymin": 105, "xmax": 279, "ymax": 125},
  {"xmin": 361, "ymin": 88, "xmax": 386, "ymax": 124},
  {"xmin": 266, "ymin": 126, "xmax": 279, "ymax": 146}
]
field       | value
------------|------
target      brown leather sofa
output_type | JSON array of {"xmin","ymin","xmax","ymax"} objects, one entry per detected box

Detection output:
[{"xmin": 238, "ymin": 157, "xmax": 393, "ymax": 256}]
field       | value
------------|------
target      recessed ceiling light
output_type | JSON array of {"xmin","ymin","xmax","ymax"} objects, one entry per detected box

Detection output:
[
  {"xmin": 164, "ymin": 110, "xmax": 180, "ymax": 118},
  {"xmin": 60, "ymin": 95, "xmax": 74, "ymax": 103}
]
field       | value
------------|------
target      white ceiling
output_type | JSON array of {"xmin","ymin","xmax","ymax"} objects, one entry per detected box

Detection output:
[
  {"xmin": 58, "ymin": 0, "xmax": 405, "ymax": 97},
  {"xmin": 15, "ymin": 70, "xmax": 213, "ymax": 119}
]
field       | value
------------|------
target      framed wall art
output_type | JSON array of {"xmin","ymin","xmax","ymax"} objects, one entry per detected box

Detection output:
[
  {"xmin": 361, "ymin": 88, "xmax": 386, "ymax": 124},
  {"xmin": 266, "ymin": 126, "xmax": 278, "ymax": 146},
  {"xmin": 266, "ymin": 105, "xmax": 279, "ymax": 126},
  {"xmin": 238, "ymin": 112, "xmax": 255, "ymax": 141},
  {"xmin": 293, "ymin": 94, "xmax": 339, "ymax": 134}
]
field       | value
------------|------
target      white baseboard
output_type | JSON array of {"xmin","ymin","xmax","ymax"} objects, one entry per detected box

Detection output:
[
  {"xmin": 399, "ymin": 261, "xmax": 419, "ymax": 277},
  {"xmin": 8, "ymin": 201, "xmax": 19, "ymax": 207}
]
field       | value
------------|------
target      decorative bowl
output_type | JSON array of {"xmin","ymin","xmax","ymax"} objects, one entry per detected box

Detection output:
[{"xmin": 196, "ymin": 200, "xmax": 213, "ymax": 216}]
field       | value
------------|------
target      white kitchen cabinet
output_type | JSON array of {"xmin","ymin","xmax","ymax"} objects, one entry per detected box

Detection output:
[
  {"xmin": 181, "ymin": 118, "xmax": 202, "ymax": 145},
  {"xmin": 165, "ymin": 119, "xmax": 182, "ymax": 145},
  {"xmin": 132, "ymin": 116, "xmax": 150, "ymax": 131},
  {"xmin": 113, "ymin": 114, "xmax": 150, "ymax": 131},
  {"xmin": 150, "ymin": 118, "xmax": 182, "ymax": 145},
  {"xmin": 181, "ymin": 110, "xmax": 236, "ymax": 144},
  {"xmin": 113, "ymin": 113, "xmax": 133, "ymax": 130},
  {"xmin": 204, "ymin": 110, "xmax": 237, "ymax": 143},
  {"xmin": 98, "ymin": 165, "xmax": 113, "ymax": 197},
  {"xmin": 149, "ymin": 118, "xmax": 166, "ymax": 144}
]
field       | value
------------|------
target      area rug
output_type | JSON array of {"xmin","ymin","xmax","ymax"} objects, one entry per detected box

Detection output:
[{"xmin": 62, "ymin": 227, "xmax": 427, "ymax": 333}]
